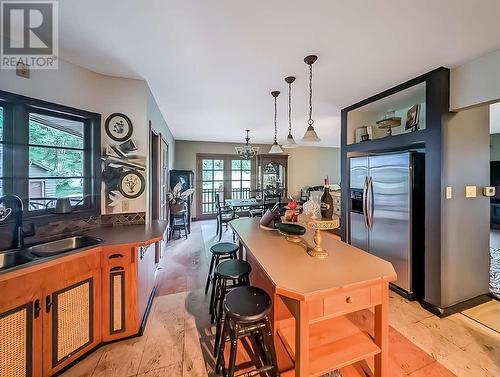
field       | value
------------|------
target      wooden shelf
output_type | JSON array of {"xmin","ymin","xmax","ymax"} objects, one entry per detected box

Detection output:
[{"xmin": 276, "ymin": 316, "xmax": 380, "ymax": 377}]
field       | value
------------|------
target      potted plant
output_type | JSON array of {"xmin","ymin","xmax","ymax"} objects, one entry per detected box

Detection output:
[{"xmin": 168, "ymin": 182, "xmax": 195, "ymax": 214}]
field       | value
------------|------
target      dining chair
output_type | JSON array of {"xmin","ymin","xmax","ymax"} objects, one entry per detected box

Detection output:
[{"xmin": 215, "ymin": 193, "xmax": 238, "ymax": 241}]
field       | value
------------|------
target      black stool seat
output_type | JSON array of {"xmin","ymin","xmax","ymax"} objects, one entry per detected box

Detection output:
[
  {"xmin": 224, "ymin": 286, "xmax": 272, "ymax": 323},
  {"xmin": 215, "ymin": 259, "xmax": 251, "ymax": 280},
  {"xmin": 210, "ymin": 242, "xmax": 239, "ymax": 255}
]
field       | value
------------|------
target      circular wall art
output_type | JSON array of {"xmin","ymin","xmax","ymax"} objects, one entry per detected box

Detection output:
[
  {"xmin": 118, "ymin": 170, "xmax": 145, "ymax": 199},
  {"xmin": 105, "ymin": 113, "xmax": 133, "ymax": 142}
]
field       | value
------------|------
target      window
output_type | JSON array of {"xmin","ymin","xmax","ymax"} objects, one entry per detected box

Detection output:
[
  {"xmin": 0, "ymin": 91, "xmax": 101, "ymax": 217},
  {"xmin": 197, "ymin": 154, "xmax": 255, "ymax": 218}
]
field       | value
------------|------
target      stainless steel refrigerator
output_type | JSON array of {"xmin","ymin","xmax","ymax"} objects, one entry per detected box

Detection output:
[{"xmin": 349, "ymin": 152, "xmax": 424, "ymax": 298}]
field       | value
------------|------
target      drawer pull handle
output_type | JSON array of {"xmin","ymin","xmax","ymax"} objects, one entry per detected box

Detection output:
[
  {"xmin": 109, "ymin": 253, "xmax": 124, "ymax": 259},
  {"xmin": 34, "ymin": 299, "xmax": 41, "ymax": 318},
  {"xmin": 346, "ymin": 296, "xmax": 353, "ymax": 304}
]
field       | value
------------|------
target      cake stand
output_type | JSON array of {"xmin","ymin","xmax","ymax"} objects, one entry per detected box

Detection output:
[{"xmin": 305, "ymin": 216, "xmax": 340, "ymax": 259}]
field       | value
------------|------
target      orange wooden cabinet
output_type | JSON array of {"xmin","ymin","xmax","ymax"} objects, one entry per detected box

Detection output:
[
  {"xmin": 0, "ymin": 281, "xmax": 43, "ymax": 377},
  {"xmin": 0, "ymin": 249, "xmax": 102, "ymax": 377},
  {"xmin": 101, "ymin": 245, "xmax": 138, "ymax": 341}
]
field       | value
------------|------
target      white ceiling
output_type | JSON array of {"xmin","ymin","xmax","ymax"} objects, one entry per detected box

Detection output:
[{"xmin": 58, "ymin": 0, "xmax": 500, "ymax": 147}]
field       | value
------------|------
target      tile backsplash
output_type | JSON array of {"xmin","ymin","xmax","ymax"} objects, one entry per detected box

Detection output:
[{"xmin": 0, "ymin": 212, "xmax": 146, "ymax": 249}]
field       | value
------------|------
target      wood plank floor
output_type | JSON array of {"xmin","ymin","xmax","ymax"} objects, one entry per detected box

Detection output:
[{"xmin": 61, "ymin": 221, "xmax": 500, "ymax": 377}]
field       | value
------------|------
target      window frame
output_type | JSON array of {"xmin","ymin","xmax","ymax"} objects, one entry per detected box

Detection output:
[{"xmin": 0, "ymin": 90, "xmax": 101, "ymax": 222}]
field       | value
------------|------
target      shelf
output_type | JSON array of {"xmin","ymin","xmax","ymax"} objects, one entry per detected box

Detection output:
[
  {"xmin": 276, "ymin": 315, "xmax": 380, "ymax": 377},
  {"xmin": 345, "ymin": 129, "xmax": 427, "ymax": 154}
]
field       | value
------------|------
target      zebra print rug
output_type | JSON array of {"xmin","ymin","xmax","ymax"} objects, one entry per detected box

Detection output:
[{"xmin": 491, "ymin": 247, "xmax": 500, "ymax": 299}]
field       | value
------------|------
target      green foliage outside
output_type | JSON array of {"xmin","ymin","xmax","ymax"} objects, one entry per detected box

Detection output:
[{"xmin": 29, "ymin": 120, "xmax": 84, "ymax": 197}]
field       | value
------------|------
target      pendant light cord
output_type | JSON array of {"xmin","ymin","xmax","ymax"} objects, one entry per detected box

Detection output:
[
  {"xmin": 274, "ymin": 95, "xmax": 278, "ymax": 143},
  {"xmin": 308, "ymin": 63, "xmax": 313, "ymax": 126},
  {"xmin": 288, "ymin": 82, "xmax": 292, "ymax": 134}
]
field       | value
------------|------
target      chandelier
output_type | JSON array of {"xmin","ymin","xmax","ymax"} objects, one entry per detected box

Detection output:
[{"xmin": 235, "ymin": 129, "xmax": 259, "ymax": 159}]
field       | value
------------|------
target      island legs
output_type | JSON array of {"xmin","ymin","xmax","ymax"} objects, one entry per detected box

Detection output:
[{"xmin": 374, "ymin": 284, "xmax": 389, "ymax": 376}]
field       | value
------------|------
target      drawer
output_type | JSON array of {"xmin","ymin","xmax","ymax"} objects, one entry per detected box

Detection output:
[{"xmin": 324, "ymin": 286, "xmax": 372, "ymax": 317}]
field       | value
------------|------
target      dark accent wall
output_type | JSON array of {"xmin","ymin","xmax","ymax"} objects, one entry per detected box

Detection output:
[{"xmin": 340, "ymin": 68, "xmax": 450, "ymax": 310}]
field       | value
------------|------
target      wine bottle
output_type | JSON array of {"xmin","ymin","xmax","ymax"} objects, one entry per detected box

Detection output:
[{"xmin": 320, "ymin": 176, "xmax": 334, "ymax": 219}]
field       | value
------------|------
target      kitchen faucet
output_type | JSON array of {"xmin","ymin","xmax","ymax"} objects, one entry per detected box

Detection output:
[{"xmin": 0, "ymin": 195, "xmax": 33, "ymax": 249}]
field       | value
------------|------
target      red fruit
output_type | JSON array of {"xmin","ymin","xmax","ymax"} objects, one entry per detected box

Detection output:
[{"xmin": 289, "ymin": 200, "xmax": 297, "ymax": 209}]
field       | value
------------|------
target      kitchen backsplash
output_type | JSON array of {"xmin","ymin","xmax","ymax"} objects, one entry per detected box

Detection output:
[{"xmin": 0, "ymin": 212, "xmax": 146, "ymax": 249}]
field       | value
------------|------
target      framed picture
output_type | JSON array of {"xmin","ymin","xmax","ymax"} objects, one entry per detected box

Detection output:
[
  {"xmin": 405, "ymin": 104, "xmax": 420, "ymax": 131},
  {"xmin": 118, "ymin": 170, "xmax": 145, "ymax": 199},
  {"xmin": 105, "ymin": 113, "xmax": 133, "ymax": 142}
]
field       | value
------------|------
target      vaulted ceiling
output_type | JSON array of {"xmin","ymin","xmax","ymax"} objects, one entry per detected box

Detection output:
[{"xmin": 59, "ymin": 0, "xmax": 500, "ymax": 146}]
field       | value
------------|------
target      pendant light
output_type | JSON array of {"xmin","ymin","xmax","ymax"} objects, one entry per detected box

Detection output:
[
  {"xmin": 235, "ymin": 129, "xmax": 259, "ymax": 159},
  {"xmin": 282, "ymin": 76, "xmax": 298, "ymax": 148},
  {"xmin": 302, "ymin": 54, "xmax": 321, "ymax": 142},
  {"xmin": 269, "ymin": 90, "xmax": 283, "ymax": 154}
]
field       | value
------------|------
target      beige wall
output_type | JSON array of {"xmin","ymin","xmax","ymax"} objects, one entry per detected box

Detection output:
[
  {"xmin": 450, "ymin": 49, "xmax": 500, "ymax": 111},
  {"xmin": 441, "ymin": 105, "xmax": 490, "ymax": 307},
  {"xmin": 174, "ymin": 140, "xmax": 340, "ymax": 217}
]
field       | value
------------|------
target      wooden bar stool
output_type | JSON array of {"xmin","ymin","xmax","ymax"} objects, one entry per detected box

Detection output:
[
  {"xmin": 216, "ymin": 286, "xmax": 279, "ymax": 377},
  {"xmin": 211, "ymin": 259, "xmax": 251, "ymax": 355},
  {"xmin": 205, "ymin": 242, "xmax": 239, "ymax": 296}
]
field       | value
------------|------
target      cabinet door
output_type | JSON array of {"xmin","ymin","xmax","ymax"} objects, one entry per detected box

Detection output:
[
  {"xmin": 43, "ymin": 269, "xmax": 101, "ymax": 376},
  {"xmin": 137, "ymin": 244, "xmax": 156, "ymax": 323},
  {"xmin": 0, "ymin": 296, "xmax": 42, "ymax": 377}
]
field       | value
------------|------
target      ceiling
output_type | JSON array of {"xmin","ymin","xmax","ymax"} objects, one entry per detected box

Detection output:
[{"xmin": 58, "ymin": 0, "xmax": 500, "ymax": 147}]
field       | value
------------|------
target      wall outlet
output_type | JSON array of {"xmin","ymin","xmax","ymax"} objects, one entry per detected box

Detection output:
[
  {"xmin": 465, "ymin": 186, "xmax": 477, "ymax": 198},
  {"xmin": 445, "ymin": 186, "xmax": 453, "ymax": 200},
  {"xmin": 122, "ymin": 200, "xmax": 130, "ymax": 211},
  {"xmin": 482, "ymin": 186, "xmax": 496, "ymax": 197}
]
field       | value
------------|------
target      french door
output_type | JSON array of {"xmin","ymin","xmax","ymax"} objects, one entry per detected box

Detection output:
[{"xmin": 196, "ymin": 154, "xmax": 255, "ymax": 219}]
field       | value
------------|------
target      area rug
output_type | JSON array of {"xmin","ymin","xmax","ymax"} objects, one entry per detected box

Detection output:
[
  {"xmin": 463, "ymin": 300, "xmax": 500, "ymax": 334},
  {"xmin": 490, "ymin": 247, "xmax": 500, "ymax": 299}
]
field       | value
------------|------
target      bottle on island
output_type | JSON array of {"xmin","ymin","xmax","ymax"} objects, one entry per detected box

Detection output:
[{"xmin": 320, "ymin": 176, "xmax": 334, "ymax": 219}]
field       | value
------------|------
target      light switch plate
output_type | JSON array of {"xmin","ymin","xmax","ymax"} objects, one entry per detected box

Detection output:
[
  {"xmin": 465, "ymin": 186, "xmax": 477, "ymax": 198},
  {"xmin": 122, "ymin": 200, "xmax": 130, "ymax": 211},
  {"xmin": 482, "ymin": 186, "xmax": 496, "ymax": 197},
  {"xmin": 445, "ymin": 186, "xmax": 453, "ymax": 200}
]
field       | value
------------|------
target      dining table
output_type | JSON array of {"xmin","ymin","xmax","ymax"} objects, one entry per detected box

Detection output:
[{"xmin": 229, "ymin": 217, "xmax": 397, "ymax": 376}]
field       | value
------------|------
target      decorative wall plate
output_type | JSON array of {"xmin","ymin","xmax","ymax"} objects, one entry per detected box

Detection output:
[
  {"xmin": 118, "ymin": 170, "xmax": 145, "ymax": 199},
  {"xmin": 105, "ymin": 113, "xmax": 133, "ymax": 142}
]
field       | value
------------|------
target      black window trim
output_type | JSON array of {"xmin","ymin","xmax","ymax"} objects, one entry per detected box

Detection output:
[{"xmin": 0, "ymin": 90, "xmax": 101, "ymax": 222}]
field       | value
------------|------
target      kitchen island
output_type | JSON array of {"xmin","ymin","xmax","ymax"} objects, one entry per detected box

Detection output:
[{"xmin": 230, "ymin": 218, "xmax": 396, "ymax": 377}]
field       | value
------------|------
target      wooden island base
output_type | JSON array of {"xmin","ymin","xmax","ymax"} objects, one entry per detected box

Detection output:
[{"xmin": 231, "ymin": 218, "xmax": 396, "ymax": 377}]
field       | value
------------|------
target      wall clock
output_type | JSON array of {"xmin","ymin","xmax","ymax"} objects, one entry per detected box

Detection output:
[{"xmin": 105, "ymin": 113, "xmax": 133, "ymax": 142}]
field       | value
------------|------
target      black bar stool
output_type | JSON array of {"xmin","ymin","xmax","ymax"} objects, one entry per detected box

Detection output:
[
  {"xmin": 211, "ymin": 259, "xmax": 251, "ymax": 355},
  {"xmin": 216, "ymin": 286, "xmax": 279, "ymax": 377},
  {"xmin": 205, "ymin": 242, "xmax": 239, "ymax": 296}
]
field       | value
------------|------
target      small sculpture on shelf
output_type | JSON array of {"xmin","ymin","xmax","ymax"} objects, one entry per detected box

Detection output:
[{"xmin": 376, "ymin": 110, "xmax": 402, "ymax": 136}]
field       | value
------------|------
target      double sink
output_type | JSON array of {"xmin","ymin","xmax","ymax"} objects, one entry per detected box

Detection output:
[{"xmin": 0, "ymin": 235, "xmax": 102, "ymax": 270}]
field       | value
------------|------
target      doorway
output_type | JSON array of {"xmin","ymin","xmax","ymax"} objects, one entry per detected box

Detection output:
[{"xmin": 149, "ymin": 121, "xmax": 160, "ymax": 222}]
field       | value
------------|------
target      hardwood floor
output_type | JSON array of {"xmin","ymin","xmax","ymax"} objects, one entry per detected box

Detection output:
[{"xmin": 61, "ymin": 221, "xmax": 500, "ymax": 377}]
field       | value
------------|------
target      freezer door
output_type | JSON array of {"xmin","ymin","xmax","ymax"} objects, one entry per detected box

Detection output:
[
  {"xmin": 350, "ymin": 212, "xmax": 369, "ymax": 251},
  {"xmin": 350, "ymin": 156, "xmax": 369, "ymax": 189},
  {"xmin": 368, "ymin": 153, "xmax": 412, "ymax": 292}
]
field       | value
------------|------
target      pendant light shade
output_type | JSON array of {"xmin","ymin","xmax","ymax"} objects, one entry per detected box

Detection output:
[
  {"xmin": 269, "ymin": 90, "xmax": 283, "ymax": 154},
  {"xmin": 302, "ymin": 55, "xmax": 321, "ymax": 142},
  {"xmin": 283, "ymin": 76, "xmax": 298, "ymax": 149}
]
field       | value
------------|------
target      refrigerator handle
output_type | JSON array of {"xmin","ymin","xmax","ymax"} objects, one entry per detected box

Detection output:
[
  {"xmin": 367, "ymin": 176, "xmax": 374, "ymax": 229},
  {"xmin": 362, "ymin": 176, "xmax": 369, "ymax": 228}
]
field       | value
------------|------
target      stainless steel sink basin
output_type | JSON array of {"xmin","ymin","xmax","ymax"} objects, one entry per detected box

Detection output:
[
  {"xmin": 0, "ymin": 250, "xmax": 34, "ymax": 269},
  {"xmin": 26, "ymin": 235, "xmax": 102, "ymax": 257}
]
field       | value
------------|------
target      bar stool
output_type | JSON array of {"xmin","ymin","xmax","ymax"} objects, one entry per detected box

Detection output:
[
  {"xmin": 211, "ymin": 259, "xmax": 251, "ymax": 355},
  {"xmin": 205, "ymin": 242, "xmax": 239, "ymax": 296},
  {"xmin": 215, "ymin": 286, "xmax": 279, "ymax": 377}
]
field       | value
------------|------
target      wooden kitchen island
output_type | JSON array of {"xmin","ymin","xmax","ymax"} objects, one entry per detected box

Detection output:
[{"xmin": 230, "ymin": 218, "xmax": 397, "ymax": 377}]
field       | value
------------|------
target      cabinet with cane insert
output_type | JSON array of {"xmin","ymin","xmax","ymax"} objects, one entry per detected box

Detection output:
[
  {"xmin": 0, "ymin": 230, "xmax": 163, "ymax": 376},
  {"xmin": 0, "ymin": 248, "xmax": 102, "ymax": 377}
]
